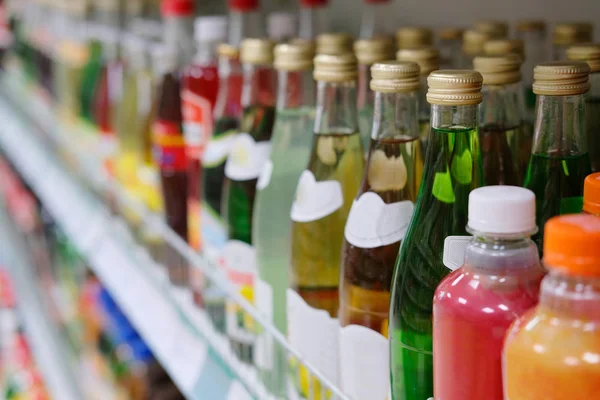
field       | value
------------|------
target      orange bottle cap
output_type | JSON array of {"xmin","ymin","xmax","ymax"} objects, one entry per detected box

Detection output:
[
  {"xmin": 543, "ymin": 214, "xmax": 600, "ymax": 277},
  {"xmin": 583, "ymin": 172, "xmax": 600, "ymax": 215}
]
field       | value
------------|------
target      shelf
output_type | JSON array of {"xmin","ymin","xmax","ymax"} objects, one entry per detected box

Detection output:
[{"xmin": 0, "ymin": 67, "xmax": 348, "ymax": 400}]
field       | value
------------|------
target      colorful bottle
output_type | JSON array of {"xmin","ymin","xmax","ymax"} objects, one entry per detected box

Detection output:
[
  {"xmin": 568, "ymin": 44, "xmax": 600, "ymax": 172},
  {"xmin": 355, "ymin": 37, "xmax": 395, "ymax": 153},
  {"xmin": 524, "ymin": 61, "xmax": 592, "ymax": 254},
  {"xmin": 339, "ymin": 61, "xmax": 422, "ymax": 400},
  {"xmin": 433, "ymin": 185, "xmax": 545, "ymax": 400},
  {"xmin": 359, "ymin": 0, "xmax": 390, "ymax": 39},
  {"xmin": 395, "ymin": 26, "xmax": 433, "ymax": 50},
  {"xmin": 298, "ymin": 0, "xmax": 330, "ymax": 40},
  {"xmin": 397, "ymin": 46, "xmax": 440, "ymax": 159},
  {"xmin": 503, "ymin": 214, "xmax": 600, "ymax": 400},
  {"xmin": 288, "ymin": 54, "xmax": 364, "ymax": 397},
  {"xmin": 460, "ymin": 29, "xmax": 490, "ymax": 69},
  {"xmin": 474, "ymin": 54, "xmax": 524, "ymax": 185},
  {"xmin": 222, "ymin": 38, "xmax": 276, "ymax": 363},
  {"xmin": 474, "ymin": 20, "xmax": 509, "ymax": 39},
  {"xmin": 181, "ymin": 16, "xmax": 227, "ymax": 251},
  {"xmin": 389, "ymin": 70, "xmax": 484, "ymax": 400},
  {"xmin": 552, "ymin": 22, "xmax": 593, "ymax": 61},
  {"xmin": 252, "ymin": 41, "xmax": 315, "ymax": 395},
  {"xmin": 438, "ymin": 27, "xmax": 464, "ymax": 69},
  {"xmin": 583, "ymin": 173, "xmax": 600, "ymax": 215},
  {"xmin": 516, "ymin": 20, "xmax": 547, "ymax": 127},
  {"xmin": 315, "ymin": 32, "xmax": 353, "ymax": 56}
]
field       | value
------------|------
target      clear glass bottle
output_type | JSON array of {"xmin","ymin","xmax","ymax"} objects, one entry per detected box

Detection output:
[
  {"xmin": 504, "ymin": 214, "xmax": 600, "ymax": 399},
  {"xmin": 583, "ymin": 172, "xmax": 600, "ymax": 215},
  {"xmin": 568, "ymin": 44, "xmax": 600, "ymax": 172},
  {"xmin": 438, "ymin": 27, "xmax": 464, "ymax": 69},
  {"xmin": 433, "ymin": 186, "xmax": 544, "ymax": 400},
  {"xmin": 252, "ymin": 41, "xmax": 315, "ymax": 396},
  {"xmin": 524, "ymin": 61, "xmax": 592, "ymax": 254},
  {"xmin": 338, "ymin": 61, "xmax": 422, "ymax": 399},
  {"xmin": 395, "ymin": 26, "xmax": 433, "ymax": 50},
  {"xmin": 355, "ymin": 37, "xmax": 396, "ymax": 153},
  {"xmin": 459, "ymin": 29, "xmax": 490, "ymax": 69},
  {"xmin": 483, "ymin": 38, "xmax": 525, "ymax": 58},
  {"xmin": 315, "ymin": 32, "xmax": 353, "ymax": 56},
  {"xmin": 474, "ymin": 20, "xmax": 508, "ymax": 39},
  {"xmin": 226, "ymin": 0, "xmax": 265, "ymax": 48},
  {"xmin": 516, "ymin": 20, "xmax": 547, "ymax": 126},
  {"xmin": 389, "ymin": 70, "xmax": 484, "ymax": 400},
  {"xmin": 359, "ymin": 0, "xmax": 390, "ymax": 39},
  {"xmin": 288, "ymin": 54, "xmax": 364, "ymax": 398},
  {"xmin": 298, "ymin": 0, "xmax": 330, "ymax": 41},
  {"xmin": 552, "ymin": 22, "xmax": 593, "ymax": 61},
  {"xmin": 474, "ymin": 54, "xmax": 524, "ymax": 185}
]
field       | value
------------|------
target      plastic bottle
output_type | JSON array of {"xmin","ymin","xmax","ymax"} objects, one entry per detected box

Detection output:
[
  {"xmin": 433, "ymin": 186, "xmax": 545, "ymax": 400},
  {"xmin": 583, "ymin": 172, "xmax": 600, "ymax": 215}
]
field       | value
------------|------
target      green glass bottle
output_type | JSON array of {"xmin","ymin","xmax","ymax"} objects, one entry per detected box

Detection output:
[
  {"xmin": 389, "ymin": 70, "xmax": 484, "ymax": 400},
  {"xmin": 524, "ymin": 61, "xmax": 592, "ymax": 253}
]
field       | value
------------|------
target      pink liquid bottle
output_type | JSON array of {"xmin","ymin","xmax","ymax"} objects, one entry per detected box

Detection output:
[
  {"xmin": 181, "ymin": 16, "xmax": 227, "ymax": 252},
  {"xmin": 433, "ymin": 186, "xmax": 545, "ymax": 400}
]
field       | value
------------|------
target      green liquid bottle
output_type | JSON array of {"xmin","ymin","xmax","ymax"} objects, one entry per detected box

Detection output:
[
  {"xmin": 288, "ymin": 53, "xmax": 364, "ymax": 399},
  {"xmin": 251, "ymin": 42, "xmax": 315, "ymax": 395},
  {"xmin": 389, "ymin": 70, "xmax": 484, "ymax": 400},
  {"xmin": 79, "ymin": 36, "xmax": 103, "ymax": 124},
  {"xmin": 524, "ymin": 61, "xmax": 592, "ymax": 253}
]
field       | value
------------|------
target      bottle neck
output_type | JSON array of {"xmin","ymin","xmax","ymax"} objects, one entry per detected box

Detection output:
[
  {"xmin": 298, "ymin": 5, "xmax": 329, "ymax": 40},
  {"xmin": 371, "ymin": 90, "xmax": 419, "ymax": 142},
  {"xmin": 540, "ymin": 271, "xmax": 600, "ymax": 320},
  {"xmin": 464, "ymin": 233, "xmax": 540, "ymax": 272},
  {"xmin": 431, "ymin": 103, "xmax": 478, "ymax": 130},
  {"xmin": 418, "ymin": 75, "xmax": 430, "ymax": 122},
  {"xmin": 532, "ymin": 93, "xmax": 587, "ymax": 156},
  {"xmin": 516, "ymin": 30, "xmax": 547, "ymax": 88},
  {"xmin": 359, "ymin": 2, "xmax": 386, "ymax": 39},
  {"xmin": 228, "ymin": 9, "xmax": 264, "ymax": 48},
  {"xmin": 357, "ymin": 63, "xmax": 372, "ymax": 111},
  {"xmin": 480, "ymin": 82, "xmax": 522, "ymax": 129},
  {"xmin": 276, "ymin": 69, "xmax": 316, "ymax": 110},
  {"xmin": 314, "ymin": 80, "xmax": 359, "ymax": 135},
  {"xmin": 164, "ymin": 15, "xmax": 195, "ymax": 67},
  {"xmin": 241, "ymin": 63, "xmax": 277, "ymax": 109}
]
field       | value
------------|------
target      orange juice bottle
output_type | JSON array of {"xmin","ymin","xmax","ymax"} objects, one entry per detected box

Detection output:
[
  {"xmin": 503, "ymin": 214, "xmax": 600, "ymax": 400},
  {"xmin": 583, "ymin": 172, "xmax": 600, "ymax": 215}
]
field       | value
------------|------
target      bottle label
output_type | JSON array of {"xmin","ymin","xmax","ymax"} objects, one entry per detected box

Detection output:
[
  {"xmin": 287, "ymin": 289, "xmax": 339, "ymax": 389},
  {"xmin": 221, "ymin": 240, "xmax": 257, "ymax": 346},
  {"xmin": 256, "ymin": 160, "xmax": 273, "ymax": 191},
  {"xmin": 339, "ymin": 324, "xmax": 390, "ymax": 400},
  {"xmin": 182, "ymin": 89, "xmax": 213, "ymax": 160},
  {"xmin": 290, "ymin": 170, "xmax": 343, "ymax": 223},
  {"xmin": 344, "ymin": 192, "xmax": 414, "ymax": 248},
  {"xmin": 254, "ymin": 277, "xmax": 274, "ymax": 370},
  {"xmin": 442, "ymin": 236, "xmax": 472, "ymax": 271},
  {"xmin": 152, "ymin": 120, "xmax": 187, "ymax": 172},
  {"xmin": 202, "ymin": 130, "xmax": 238, "ymax": 168},
  {"xmin": 224, "ymin": 133, "xmax": 272, "ymax": 181}
]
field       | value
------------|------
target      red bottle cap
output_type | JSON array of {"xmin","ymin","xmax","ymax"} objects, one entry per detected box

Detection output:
[
  {"xmin": 161, "ymin": 0, "xmax": 194, "ymax": 17},
  {"xmin": 228, "ymin": 0, "xmax": 260, "ymax": 12},
  {"xmin": 300, "ymin": 0, "xmax": 328, "ymax": 7}
]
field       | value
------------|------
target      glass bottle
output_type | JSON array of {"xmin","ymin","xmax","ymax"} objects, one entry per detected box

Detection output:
[
  {"xmin": 568, "ymin": 44, "xmax": 600, "ymax": 172},
  {"xmin": 227, "ymin": 0, "xmax": 265, "ymax": 48},
  {"xmin": 483, "ymin": 39, "xmax": 525, "ymax": 59},
  {"xmin": 474, "ymin": 54, "xmax": 524, "ymax": 185},
  {"xmin": 583, "ymin": 172, "xmax": 600, "ymax": 215},
  {"xmin": 459, "ymin": 29, "xmax": 490, "ymax": 69},
  {"xmin": 181, "ymin": 16, "xmax": 227, "ymax": 252},
  {"xmin": 359, "ymin": 0, "xmax": 390, "ymax": 39},
  {"xmin": 298, "ymin": 0, "xmax": 330, "ymax": 41},
  {"xmin": 389, "ymin": 70, "xmax": 484, "ymax": 400},
  {"xmin": 288, "ymin": 53, "xmax": 364, "ymax": 398},
  {"xmin": 438, "ymin": 27, "xmax": 464, "ymax": 69},
  {"xmin": 315, "ymin": 32, "xmax": 353, "ymax": 56},
  {"xmin": 552, "ymin": 22, "xmax": 593, "ymax": 61},
  {"xmin": 338, "ymin": 61, "xmax": 422, "ymax": 400},
  {"xmin": 397, "ymin": 46, "xmax": 440, "ymax": 161},
  {"xmin": 222, "ymin": 38, "xmax": 276, "ymax": 364},
  {"xmin": 252, "ymin": 41, "xmax": 315, "ymax": 396},
  {"xmin": 433, "ymin": 186, "xmax": 544, "ymax": 400},
  {"xmin": 395, "ymin": 26, "xmax": 433, "ymax": 50},
  {"xmin": 474, "ymin": 20, "xmax": 508, "ymax": 39},
  {"xmin": 524, "ymin": 61, "xmax": 592, "ymax": 254},
  {"xmin": 503, "ymin": 214, "xmax": 600, "ymax": 399},
  {"xmin": 355, "ymin": 37, "xmax": 396, "ymax": 153}
]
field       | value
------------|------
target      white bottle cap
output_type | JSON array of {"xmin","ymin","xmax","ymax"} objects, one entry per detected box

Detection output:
[
  {"xmin": 194, "ymin": 16, "xmax": 228, "ymax": 43},
  {"xmin": 468, "ymin": 186, "xmax": 537, "ymax": 234},
  {"xmin": 267, "ymin": 12, "xmax": 297, "ymax": 41}
]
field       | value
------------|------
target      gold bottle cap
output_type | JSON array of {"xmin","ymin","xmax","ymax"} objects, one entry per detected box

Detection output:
[
  {"xmin": 516, "ymin": 20, "xmax": 547, "ymax": 33},
  {"xmin": 567, "ymin": 44, "xmax": 600, "ymax": 73},
  {"xmin": 316, "ymin": 32, "xmax": 354, "ymax": 55},
  {"xmin": 484, "ymin": 39, "xmax": 525, "ymax": 58},
  {"xmin": 553, "ymin": 22, "xmax": 594, "ymax": 45},
  {"xmin": 396, "ymin": 26, "xmax": 434, "ymax": 49},
  {"xmin": 240, "ymin": 38, "xmax": 275, "ymax": 66},
  {"xmin": 354, "ymin": 36, "xmax": 395, "ymax": 65},
  {"xmin": 474, "ymin": 20, "xmax": 509, "ymax": 39},
  {"xmin": 474, "ymin": 54, "xmax": 523, "ymax": 85},
  {"xmin": 217, "ymin": 43, "xmax": 239, "ymax": 59},
  {"xmin": 370, "ymin": 61, "xmax": 421, "ymax": 93},
  {"xmin": 396, "ymin": 46, "xmax": 440, "ymax": 76},
  {"xmin": 533, "ymin": 61, "xmax": 590, "ymax": 96},
  {"xmin": 313, "ymin": 53, "xmax": 358, "ymax": 82},
  {"xmin": 427, "ymin": 70, "xmax": 483, "ymax": 106},
  {"xmin": 274, "ymin": 42, "xmax": 314, "ymax": 71},
  {"xmin": 439, "ymin": 27, "xmax": 465, "ymax": 41},
  {"xmin": 463, "ymin": 29, "xmax": 491, "ymax": 55}
]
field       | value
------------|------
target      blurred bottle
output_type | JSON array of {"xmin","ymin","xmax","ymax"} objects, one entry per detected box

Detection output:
[
  {"xmin": 267, "ymin": 12, "xmax": 297, "ymax": 42},
  {"xmin": 438, "ymin": 27, "xmax": 464, "ymax": 69},
  {"xmin": 360, "ymin": 0, "xmax": 390, "ymax": 39},
  {"xmin": 298, "ymin": 0, "xmax": 330, "ymax": 41},
  {"xmin": 227, "ymin": 0, "xmax": 265, "ymax": 48},
  {"xmin": 552, "ymin": 22, "xmax": 593, "ymax": 60},
  {"xmin": 474, "ymin": 20, "xmax": 508, "ymax": 39},
  {"xmin": 315, "ymin": 32, "xmax": 353, "ymax": 55},
  {"xmin": 396, "ymin": 26, "xmax": 433, "ymax": 50},
  {"xmin": 460, "ymin": 29, "xmax": 490, "ymax": 69},
  {"xmin": 516, "ymin": 20, "xmax": 547, "ymax": 121}
]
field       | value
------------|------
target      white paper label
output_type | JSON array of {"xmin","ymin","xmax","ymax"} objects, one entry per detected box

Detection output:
[
  {"xmin": 339, "ymin": 325, "xmax": 390, "ymax": 400},
  {"xmin": 225, "ymin": 133, "xmax": 271, "ymax": 181},
  {"xmin": 256, "ymin": 159, "xmax": 273, "ymax": 191},
  {"xmin": 254, "ymin": 277, "xmax": 274, "ymax": 370},
  {"xmin": 442, "ymin": 236, "xmax": 472, "ymax": 271},
  {"xmin": 290, "ymin": 170, "xmax": 343, "ymax": 223},
  {"xmin": 287, "ymin": 289, "xmax": 339, "ymax": 385},
  {"xmin": 344, "ymin": 192, "xmax": 414, "ymax": 248},
  {"xmin": 202, "ymin": 132, "xmax": 238, "ymax": 167}
]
